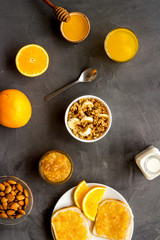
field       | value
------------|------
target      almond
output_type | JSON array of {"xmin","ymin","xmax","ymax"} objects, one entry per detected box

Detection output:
[
  {"xmin": 7, "ymin": 210, "xmax": 15, "ymax": 216},
  {"xmin": 18, "ymin": 200, "xmax": 24, "ymax": 206},
  {"xmin": 3, "ymin": 181, "xmax": 10, "ymax": 187},
  {"xmin": 15, "ymin": 214, "xmax": 23, "ymax": 219},
  {"xmin": 11, "ymin": 190, "xmax": 16, "ymax": 196},
  {"xmin": 16, "ymin": 183, "xmax": 23, "ymax": 192},
  {"xmin": 9, "ymin": 215, "xmax": 14, "ymax": 219},
  {"xmin": 0, "ymin": 192, "xmax": 5, "ymax": 197},
  {"xmin": 19, "ymin": 206, "xmax": 22, "ymax": 210},
  {"xmin": 2, "ymin": 202, "xmax": 8, "ymax": 210},
  {"xmin": 25, "ymin": 197, "xmax": 29, "ymax": 206},
  {"xmin": 7, "ymin": 180, "xmax": 17, "ymax": 185},
  {"xmin": 10, "ymin": 203, "xmax": 19, "ymax": 211},
  {"xmin": 6, "ymin": 194, "xmax": 15, "ymax": 202},
  {"xmin": 23, "ymin": 205, "xmax": 27, "ymax": 210},
  {"xmin": 5, "ymin": 185, "xmax": 12, "ymax": 194},
  {"xmin": 18, "ymin": 210, "xmax": 26, "ymax": 215},
  {"xmin": 16, "ymin": 195, "xmax": 25, "ymax": 201},
  {"xmin": 0, "ymin": 205, "xmax": 4, "ymax": 210},
  {"xmin": 24, "ymin": 189, "xmax": 28, "ymax": 198},
  {"xmin": 15, "ymin": 190, "xmax": 18, "ymax": 194},
  {"xmin": 12, "ymin": 185, "xmax": 16, "ymax": 191},
  {"xmin": 18, "ymin": 192, "xmax": 23, "ymax": 195},
  {"xmin": 0, "ymin": 212, "xmax": 8, "ymax": 218},
  {"xmin": 0, "ymin": 183, "xmax": 5, "ymax": 191},
  {"xmin": 1, "ymin": 197, "xmax": 8, "ymax": 203}
]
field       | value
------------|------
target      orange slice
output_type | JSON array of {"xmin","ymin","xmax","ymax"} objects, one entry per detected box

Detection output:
[
  {"xmin": 82, "ymin": 186, "xmax": 106, "ymax": 221},
  {"xmin": 74, "ymin": 180, "xmax": 89, "ymax": 209},
  {"xmin": 15, "ymin": 44, "xmax": 49, "ymax": 77}
]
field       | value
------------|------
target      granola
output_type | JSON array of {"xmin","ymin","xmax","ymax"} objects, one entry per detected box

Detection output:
[{"xmin": 67, "ymin": 98, "xmax": 110, "ymax": 140}]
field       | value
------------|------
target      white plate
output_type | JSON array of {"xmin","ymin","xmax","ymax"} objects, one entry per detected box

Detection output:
[{"xmin": 52, "ymin": 183, "xmax": 134, "ymax": 240}]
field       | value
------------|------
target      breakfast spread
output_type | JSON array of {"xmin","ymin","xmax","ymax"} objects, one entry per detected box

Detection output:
[
  {"xmin": 52, "ymin": 180, "xmax": 133, "ymax": 240},
  {"xmin": 0, "ymin": 180, "xmax": 29, "ymax": 219},
  {"xmin": 93, "ymin": 199, "xmax": 133, "ymax": 240},
  {"xmin": 67, "ymin": 98, "xmax": 111, "ymax": 140},
  {"xmin": 51, "ymin": 206, "xmax": 91, "ymax": 240},
  {"xmin": 60, "ymin": 12, "xmax": 90, "ymax": 43},
  {"xmin": 39, "ymin": 150, "xmax": 73, "ymax": 184}
]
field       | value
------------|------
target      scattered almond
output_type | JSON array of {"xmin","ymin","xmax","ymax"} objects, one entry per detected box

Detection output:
[
  {"xmin": 0, "ymin": 205, "xmax": 4, "ymax": 210},
  {"xmin": 11, "ymin": 191, "xmax": 16, "ymax": 196},
  {"xmin": 12, "ymin": 185, "xmax": 16, "ymax": 191}
]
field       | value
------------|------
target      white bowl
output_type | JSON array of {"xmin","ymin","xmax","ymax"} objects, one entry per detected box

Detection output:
[{"xmin": 65, "ymin": 95, "xmax": 112, "ymax": 143}]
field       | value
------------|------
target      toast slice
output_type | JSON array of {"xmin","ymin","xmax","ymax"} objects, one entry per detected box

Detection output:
[
  {"xmin": 93, "ymin": 199, "xmax": 133, "ymax": 240},
  {"xmin": 51, "ymin": 206, "xmax": 92, "ymax": 240}
]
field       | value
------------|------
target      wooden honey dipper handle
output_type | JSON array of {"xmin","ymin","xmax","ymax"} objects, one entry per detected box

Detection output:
[{"xmin": 43, "ymin": 0, "xmax": 71, "ymax": 22}]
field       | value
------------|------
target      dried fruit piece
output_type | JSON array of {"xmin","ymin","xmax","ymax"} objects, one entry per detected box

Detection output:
[
  {"xmin": 0, "ymin": 183, "xmax": 5, "ymax": 191},
  {"xmin": 7, "ymin": 210, "xmax": 15, "ymax": 216},
  {"xmin": 24, "ymin": 189, "xmax": 28, "ymax": 198},
  {"xmin": 6, "ymin": 194, "xmax": 15, "ymax": 202},
  {"xmin": 16, "ymin": 183, "xmax": 23, "ymax": 192},
  {"xmin": 7, "ymin": 180, "xmax": 17, "ymax": 185},
  {"xmin": 16, "ymin": 195, "xmax": 25, "ymax": 201},
  {"xmin": 0, "ymin": 212, "xmax": 8, "ymax": 218},
  {"xmin": 5, "ymin": 185, "xmax": 12, "ymax": 194}
]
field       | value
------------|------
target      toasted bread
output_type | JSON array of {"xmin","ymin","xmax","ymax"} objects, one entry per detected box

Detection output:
[
  {"xmin": 51, "ymin": 206, "xmax": 91, "ymax": 240},
  {"xmin": 93, "ymin": 199, "xmax": 133, "ymax": 240}
]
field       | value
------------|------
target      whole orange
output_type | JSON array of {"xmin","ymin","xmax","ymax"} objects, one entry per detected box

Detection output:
[{"xmin": 0, "ymin": 89, "xmax": 32, "ymax": 128}]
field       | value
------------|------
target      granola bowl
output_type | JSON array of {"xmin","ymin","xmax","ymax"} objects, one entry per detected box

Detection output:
[{"xmin": 65, "ymin": 95, "xmax": 112, "ymax": 143}]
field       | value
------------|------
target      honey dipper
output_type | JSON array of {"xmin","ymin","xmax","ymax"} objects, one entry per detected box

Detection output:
[{"xmin": 43, "ymin": 0, "xmax": 71, "ymax": 22}]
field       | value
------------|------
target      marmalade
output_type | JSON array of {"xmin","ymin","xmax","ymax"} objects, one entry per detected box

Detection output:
[{"xmin": 40, "ymin": 151, "xmax": 72, "ymax": 183}]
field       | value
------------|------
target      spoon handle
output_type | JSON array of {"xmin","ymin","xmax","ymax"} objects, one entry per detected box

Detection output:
[{"xmin": 44, "ymin": 80, "xmax": 79, "ymax": 101}]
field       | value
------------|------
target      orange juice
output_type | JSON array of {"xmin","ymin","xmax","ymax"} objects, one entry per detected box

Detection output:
[
  {"xmin": 104, "ymin": 28, "xmax": 138, "ymax": 62},
  {"xmin": 60, "ymin": 12, "xmax": 90, "ymax": 43}
]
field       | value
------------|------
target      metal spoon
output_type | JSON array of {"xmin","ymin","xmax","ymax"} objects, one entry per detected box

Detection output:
[{"xmin": 44, "ymin": 68, "xmax": 98, "ymax": 101}]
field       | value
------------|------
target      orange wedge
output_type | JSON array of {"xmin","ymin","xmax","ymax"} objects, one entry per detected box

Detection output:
[
  {"xmin": 74, "ymin": 180, "xmax": 89, "ymax": 209},
  {"xmin": 16, "ymin": 44, "xmax": 49, "ymax": 77},
  {"xmin": 82, "ymin": 186, "xmax": 106, "ymax": 221}
]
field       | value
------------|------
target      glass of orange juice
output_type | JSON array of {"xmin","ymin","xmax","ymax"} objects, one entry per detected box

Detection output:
[{"xmin": 104, "ymin": 28, "xmax": 138, "ymax": 62}]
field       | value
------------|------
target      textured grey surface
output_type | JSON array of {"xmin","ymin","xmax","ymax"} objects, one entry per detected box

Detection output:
[{"xmin": 0, "ymin": 0, "xmax": 160, "ymax": 239}]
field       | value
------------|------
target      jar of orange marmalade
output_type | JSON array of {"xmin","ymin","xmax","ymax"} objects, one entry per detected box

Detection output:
[{"xmin": 39, "ymin": 150, "xmax": 73, "ymax": 184}]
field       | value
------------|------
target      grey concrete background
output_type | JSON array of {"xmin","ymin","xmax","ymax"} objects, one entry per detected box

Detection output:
[{"xmin": 0, "ymin": 0, "xmax": 160, "ymax": 239}]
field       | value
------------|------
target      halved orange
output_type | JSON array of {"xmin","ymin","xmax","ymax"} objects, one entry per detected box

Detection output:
[
  {"xmin": 74, "ymin": 180, "xmax": 89, "ymax": 209},
  {"xmin": 16, "ymin": 44, "xmax": 49, "ymax": 77},
  {"xmin": 82, "ymin": 186, "xmax": 106, "ymax": 221}
]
